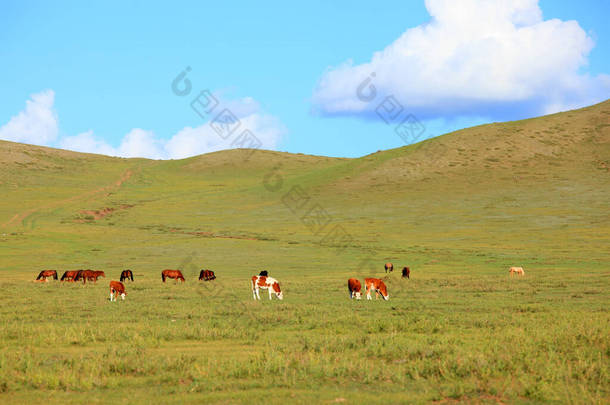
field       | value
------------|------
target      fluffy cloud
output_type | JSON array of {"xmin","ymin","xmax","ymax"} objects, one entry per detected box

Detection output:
[
  {"xmin": 59, "ymin": 130, "xmax": 116, "ymax": 156},
  {"xmin": 52, "ymin": 97, "xmax": 286, "ymax": 159},
  {"xmin": 116, "ymin": 129, "xmax": 166, "ymax": 159},
  {"xmin": 0, "ymin": 90, "xmax": 58, "ymax": 144},
  {"xmin": 164, "ymin": 108, "xmax": 286, "ymax": 159},
  {"xmin": 312, "ymin": 0, "xmax": 610, "ymax": 120},
  {"xmin": 3, "ymin": 93, "xmax": 286, "ymax": 159}
]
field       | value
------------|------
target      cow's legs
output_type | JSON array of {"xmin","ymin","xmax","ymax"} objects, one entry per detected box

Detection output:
[
  {"xmin": 268, "ymin": 289, "xmax": 273, "ymax": 300},
  {"xmin": 366, "ymin": 286, "xmax": 372, "ymax": 300}
]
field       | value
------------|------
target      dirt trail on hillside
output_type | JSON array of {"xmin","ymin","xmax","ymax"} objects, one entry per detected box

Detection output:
[{"xmin": 2, "ymin": 168, "xmax": 135, "ymax": 228}]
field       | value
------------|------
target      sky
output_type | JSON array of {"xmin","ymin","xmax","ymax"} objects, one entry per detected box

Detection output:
[{"xmin": 0, "ymin": 0, "xmax": 609, "ymax": 159}]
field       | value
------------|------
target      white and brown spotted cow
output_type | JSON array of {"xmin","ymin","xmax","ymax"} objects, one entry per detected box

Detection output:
[
  {"xmin": 109, "ymin": 280, "xmax": 126, "ymax": 301},
  {"xmin": 365, "ymin": 278, "xmax": 389, "ymax": 301},
  {"xmin": 251, "ymin": 275, "xmax": 283, "ymax": 300}
]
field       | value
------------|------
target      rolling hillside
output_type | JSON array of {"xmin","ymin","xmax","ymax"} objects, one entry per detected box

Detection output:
[{"xmin": 1, "ymin": 99, "xmax": 608, "ymax": 275}]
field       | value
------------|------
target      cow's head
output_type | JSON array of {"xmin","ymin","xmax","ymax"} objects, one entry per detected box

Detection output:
[
  {"xmin": 272, "ymin": 282, "xmax": 283, "ymax": 300},
  {"xmin": 121, "ymin": 292, "xmax": 126, "ymax": 300},
  {"xmin": 379, "ymin": 282, "xmax": 389, "ymax": 300},
  {"xmin": 354, "ymin": 291, "xmax": 362, "ymax": 300}
]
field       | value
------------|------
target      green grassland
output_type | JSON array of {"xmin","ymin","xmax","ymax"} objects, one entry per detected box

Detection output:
[{"xmin": 0, "ymin": 100, "xmax": 608, "ymax": 403}]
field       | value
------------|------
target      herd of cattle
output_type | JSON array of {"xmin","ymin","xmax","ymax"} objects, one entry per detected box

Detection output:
[{"xmin": 33, "ymin": 262, "xmax": 525, "ymax": 302}]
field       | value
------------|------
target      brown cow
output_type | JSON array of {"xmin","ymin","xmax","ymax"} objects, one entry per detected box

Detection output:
[
  {"xmin": 199, "ymin": 269, "xmax": 216, "ymax": 281},
  {"xmin": 402, "ymin": 267, "xmax": 410, "ymax": 279},
  {"xmin": 348, "ymin": 278, "xmax": 362, "ymax": 299},
  {"xmin": 120, "ymin": 270, "xmax": 134, "ymax": 282},
  {"xmin": 162, "ymin": 269, "xmax": 185, "ymax": 282},
  {"xmin": 109, "ymin": 281, "xmax": 126, "ymax": 301},
  {"xmin": 365, "ymin": 278, "xmax": 389, "ymax": 300},
  {"xmin": 509, "ymin": 266, "xmax": 525, "ymax": 276},
  {"xmin": 384, "ymin": 262, "xmax": 393, "ymax": 273},
  {"xmin": 36, "ymin": 270, "xmax": 58, "ymax": 281}
]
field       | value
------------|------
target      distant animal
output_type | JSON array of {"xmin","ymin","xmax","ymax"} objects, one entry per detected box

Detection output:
[
  {"xmin": 199, "ymin": 269, "xmax": 216, "ymax": 281},
  {"xmin": 109, "ymin": 280, "xmax": 126, "ymax": 301},
  {"xmin": 120, "ymin": 270, "xmax": 134, "ymax": 282},
  {"xmin": 348, "ymin": 278, "xmax": 362, "ymax": 299},
  {"xmin": 162, "ymin": 269, "xmax": 185, "ymax": 282},
  {"xmin": 251, "ymin": 275, "xmax": 283, "ymax": 300},
  {"xmin": 365, "ymin": 278, "xmax": 389, "ymax": 301},
  {"xmin": 384, "ymin": 262, "xmax": 393, "ymax": 273},
  {"xmin": 259, "ymin": 270, "xmax": 268, "ymax": 277},
  {"xmin": 75, "ymin": 270, "xmax": 102, "ymax": 283},
  {"xmin": 402, "ymin": 267, "xmax": 410, "ymax": 279},
  {"xmin": 60, "ymin": 270, "xmax": 80, "ymax": 282},
  {"xmin": 74, "ymin": 270, "xmax": 87, "ymax": 283},
  {"xmin": 509, "ymin": 266, "xmax": 525, "ymax": 276},
  {"xmin": 36, "ymin": 270, "xmax": 58, "ymax": 281}
]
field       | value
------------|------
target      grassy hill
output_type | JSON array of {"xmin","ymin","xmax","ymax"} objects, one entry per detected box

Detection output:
[{"xmin": 0, "ymin": 100, "xmax": 608, "ymax": 403}]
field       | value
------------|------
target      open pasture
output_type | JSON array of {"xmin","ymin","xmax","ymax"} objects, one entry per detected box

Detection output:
[
  {"xmin": 0, "ymin": 101, "xmax": 609, "ymax": 403},
  {"xmin": 0, "ymin": 249, "xmax": 607, "ymax": 404}
]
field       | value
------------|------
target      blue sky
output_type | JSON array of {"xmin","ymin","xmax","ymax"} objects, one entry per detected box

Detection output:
[{"xmin": 0, "ymin": 0, "xmax": 609, "ymax": 159}]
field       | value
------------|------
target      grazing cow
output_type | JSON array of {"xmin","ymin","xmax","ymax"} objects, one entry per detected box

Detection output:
[
  {"xmin": 60, "ymin": 270, "xmax": 80, "ymax": 282},
  {"xmin": 199, "ymin": 269, "xmax": 216, "ymax": 281},
  {"xmin": 259, "ymin": 270, "xmax": 268, "ymax": 277},
  {"xmin": 365, "ymin": 278, "xmax": 389, "ymax": 300},
  {"xmin": 109, "ymin": 281, "xmax": 126, "ymax": 301},
  {"xmin": 251, "ymin": 275, "xmax": 283, "ymax": 300},
  {"xmin": 120, "ymin": 270, "xmax": 134, "ymax": 282},
  {"xmin": 92, "ymin": 271, "xmax": 105, "ymax": 281},
  {"xmin": 402, "ymin": 267, "xmax": 410, "ymax": 279},
  {"xmin": 36, "ymin": 270, "xmax": 58, "ymax": 281},
  {"xmin": 162, "ymin": 269, "xmax": 185, "ymax": 282},
  {"xmin": 384, "ymin": 262, "xmax": 393, "ymax": 273},
  {"xmin": 348, "ymin": 278, "xmax": 362, "ymax": 299},
  {"xmin": 509, "ymin": 266, "xmax": 525, "ymax": 276}
]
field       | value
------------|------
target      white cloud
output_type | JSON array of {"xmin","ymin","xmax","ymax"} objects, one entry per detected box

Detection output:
[
  {"xmin": 0, "ymin": 90, "xmax": 59, "ymax": 144},
  {"xmin": 165, "ymin": 110, "xmax": 286, "ymax": 159},
  {"xmin": 312, "ymin": 0, "xmax": 610, "ymax": 120},
  {"xmin": 116, "ymin": 128, "xmax": 166, "ymax": 159},
  {"xmin": 44, "ymin": 95, "xmax": 286, "ymax": 159},
  {"xmin": 59, "ymin": 130, "xmax": 116, "ymax": 156}
]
